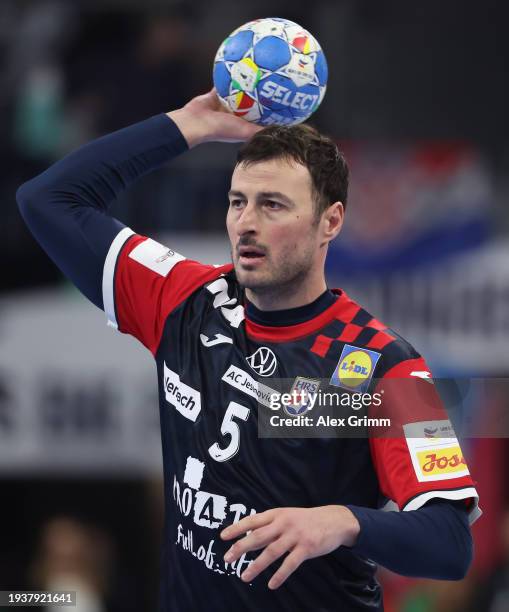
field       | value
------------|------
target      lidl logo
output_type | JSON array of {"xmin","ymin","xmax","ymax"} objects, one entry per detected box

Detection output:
[{"xmin": 330, "ymin": 344, "xmax": 381, "ymax": 392}]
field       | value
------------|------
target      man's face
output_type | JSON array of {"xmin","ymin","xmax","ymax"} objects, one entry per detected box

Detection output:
[{"xmin": 226, "ymin": 157, "xmax": 323, "ymax": 294}]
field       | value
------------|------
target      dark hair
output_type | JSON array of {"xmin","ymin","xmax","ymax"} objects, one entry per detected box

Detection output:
[{"xmin": 236, "ymin": 124, "xmax": 349, "ymax": 217}]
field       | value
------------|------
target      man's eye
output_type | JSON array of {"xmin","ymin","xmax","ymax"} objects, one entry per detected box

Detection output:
[
  {"xmin": 230, "ymin": 200, "xmax": 243, "ymax": 208},
  {"xmin": 265, "ymin": 200, "xmax": 282, "ymax": 210}
]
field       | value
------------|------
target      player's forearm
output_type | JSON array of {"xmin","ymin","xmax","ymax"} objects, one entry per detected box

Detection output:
[
  {"xmin": 346, "ymin": 500, "xmax": 473, "ymax": 580},
  {"xmin": 17, "ymin": 114, "xmax": 188, "ymax": 214},
  {"xmin": 167, "ymin": 109, "xmax": 209, "ymax": 148}
]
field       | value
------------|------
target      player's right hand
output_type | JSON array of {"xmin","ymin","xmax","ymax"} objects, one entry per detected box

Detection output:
[
  {"xmin": 221, "ymin": 505, "xmax": 361, "ymax": 589},
  {"xmin": 167, "ymin": 88, "xmax": 262, "ymax": 148}
]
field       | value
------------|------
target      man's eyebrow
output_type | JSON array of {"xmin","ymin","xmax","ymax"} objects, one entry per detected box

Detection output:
[
  {"xmin": 258, "ymin": 191, "xmax": 295, "ymax": 206},
  {"xmin": 227, "ymin": 190, "xmax": 295, "ymax": 205},
  {"xmin": 228, "ymin": 190, "xmax": 245, "ymax": 199}
]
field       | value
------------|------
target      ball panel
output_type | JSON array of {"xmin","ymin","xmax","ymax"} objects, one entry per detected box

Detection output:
[
  {"xmin": 314, "ymin": 51, "xmax": 328, "ymax": 87},
  {"xmin": 234, "ymin": 91, "xmax": 256, "ymax": 112},
  {"xmin": 224, "ymin": 91, "xmax": 256, "ymax": 114},
  {"xmin": 318, "ymin": 85, "xmax": 327, "ymax": 106},
  {"xmin": 230, "ymin": 57, "xmax": 261, "ymax": 93},
  {"xmin": 222, "ymin": 30, "xmax": 254, "ymax": 62},
  {"xmin": 287, "ymin": 83, "xmax": 321, "ymax": 121},
  {"xmin": 257, "ymin": 74, "xmax": 298, "ymax": 111},
  {"xmin": 212, "ymin": 62, "xmax": 231, "ymax": 98},
  {"xmin": 283, "ymin": 52, "xmax": 317, "ymax": 87},
  {"xmin": 253, "ymin": 36, "xmax": 291, "ymax": 71},
  {"xmin": 259, "ymin": 107, "xmax": 295, "ymax": 126},
  {"xmin": 251, "ymin": 18, "xmax": 286, "ymax": 41},
  {"xmin": 284, "ymin": 24, "xmax": 320, "ymax": 54},
  {"xmin": 238, "ymin": 101, "xmax": 262, "ymax": 123}
]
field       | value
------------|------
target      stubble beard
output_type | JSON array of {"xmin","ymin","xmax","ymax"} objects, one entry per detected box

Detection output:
[{"xmin": 233, "ymin": 243, "xmax": 316, "ymax": 300}]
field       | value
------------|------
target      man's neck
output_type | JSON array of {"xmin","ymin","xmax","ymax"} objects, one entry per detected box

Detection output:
[
  {"xmin": 244, "ymin": 279, "xmax": 328, "ymax": 311},
  {"xmin": 245, "ymin": 289, "xmax": 338, "ymax": 327}
]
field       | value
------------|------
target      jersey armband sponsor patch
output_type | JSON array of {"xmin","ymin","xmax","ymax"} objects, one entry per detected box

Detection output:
[
  {"xmin": 129, "ymin": 238, "xmax": 185, "ymax": 276},
  {"xmin": 403, "ymin": 420, "xmax": 470, "ymax": 482}
]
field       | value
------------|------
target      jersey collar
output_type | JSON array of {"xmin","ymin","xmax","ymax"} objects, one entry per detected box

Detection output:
[
  {"xmin": 245, "ymin": 289, "xmax": 337, "ymax": 327},
  {"xmin": 244, "ymin": 289, "xmax": 350, "ymax": 343}
]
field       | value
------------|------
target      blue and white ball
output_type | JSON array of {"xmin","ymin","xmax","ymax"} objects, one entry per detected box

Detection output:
[{"xmin": 213, "ymin": 17, "xmax": 328, "ymax": 126}]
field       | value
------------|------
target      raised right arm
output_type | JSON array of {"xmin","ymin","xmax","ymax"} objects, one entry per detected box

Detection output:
[
  {"xmin": 16, "ymin": 115, "xmax": 188, "ymax": 308},
  {"xmin": 16, "ymin": 89, "xmax": 259, "ymax": 310}
]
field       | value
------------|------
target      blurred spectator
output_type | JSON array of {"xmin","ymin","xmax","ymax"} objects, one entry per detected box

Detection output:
[{"xmin": 30, "ymin": 517, "xmax": 113, "ymax": 612}]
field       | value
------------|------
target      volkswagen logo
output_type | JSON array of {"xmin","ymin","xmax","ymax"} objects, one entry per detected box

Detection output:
[{"xmin": 246, "ymin": 347, "xmax": 277, "ymax": 377}]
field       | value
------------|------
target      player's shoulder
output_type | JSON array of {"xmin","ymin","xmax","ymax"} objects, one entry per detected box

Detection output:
[
  {"xmin": 117, "ymin": 233, "xmax": 238, "ymax": 302},
  {"xmin": 378, "ymin": 329, "xmax": 426, "ymax": 378},
  {"xmin": 338, "ymin": 290, "xmax": 426, "ymax": 377},
  {"xmin": 110, "ymin": 232, "xmax": 236, "ymax": 348},
  {"xmin": 122, "ymin": 234, "xmax": 230, "ymax": 278}
]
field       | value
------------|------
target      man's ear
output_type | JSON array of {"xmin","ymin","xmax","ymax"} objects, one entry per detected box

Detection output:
[{"xmin": 322, "ymin": 201, "xmax": 344, "ymax": 243}]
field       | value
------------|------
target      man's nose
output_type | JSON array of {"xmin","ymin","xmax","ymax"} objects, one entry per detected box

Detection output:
[{"xmin": 236, "ymin": 202, "xmax": 258, "ymax": 235}]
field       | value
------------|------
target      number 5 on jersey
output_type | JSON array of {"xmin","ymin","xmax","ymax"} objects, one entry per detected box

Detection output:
[{"xmin": 208, "ymin": 401, "xmax": 250, "ymax": 462}]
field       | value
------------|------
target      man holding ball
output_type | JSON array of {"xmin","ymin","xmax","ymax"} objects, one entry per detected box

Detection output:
[{"xmin": 18, "ymin": 87, "xmax": 479, "ymax": 611}]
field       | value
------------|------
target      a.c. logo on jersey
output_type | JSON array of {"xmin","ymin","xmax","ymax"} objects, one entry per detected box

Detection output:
[{"xmin": 330, "ymin": 344, "xmax": 381, "ymax": 392}]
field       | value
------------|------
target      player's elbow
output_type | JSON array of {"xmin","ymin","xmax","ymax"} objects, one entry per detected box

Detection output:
[
  {"xmin": 16, "ymin": 175, "xmax": 56, "ymax": 230},
  {"xmin": 445, "ymin": 555, "xmax": 471, "ymax": 581},
  {"xmin": 16, "ymin": 178, "xmax": 41, "ymax": 217}
]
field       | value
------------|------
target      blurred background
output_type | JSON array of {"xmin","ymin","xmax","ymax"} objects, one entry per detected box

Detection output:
[{"xmin": 1, "ymin": 0, "xmax": 508, "ymax": 610}]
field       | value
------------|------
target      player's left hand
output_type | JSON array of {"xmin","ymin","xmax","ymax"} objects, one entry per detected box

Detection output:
[{"xmin": 220, "ymin": 505, "xmax": 360, "ymax": 589}]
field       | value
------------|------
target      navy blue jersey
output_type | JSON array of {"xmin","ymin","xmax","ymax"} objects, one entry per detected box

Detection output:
[
  {"xmin": 17, "ymin": 114, "xmax": 479, "ymax": 611},
  {"xmin": 103, "ymin": 230, "xmax": 479, "ymax": 612},
  {"xmin": 16, "ymin": 112, "xmax": 478, "ymax": 610}
]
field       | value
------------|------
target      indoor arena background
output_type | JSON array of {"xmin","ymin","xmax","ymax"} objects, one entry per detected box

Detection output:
[{"xmin": 0, "ymin": 1, "xmax": 507, "ymax": 611}]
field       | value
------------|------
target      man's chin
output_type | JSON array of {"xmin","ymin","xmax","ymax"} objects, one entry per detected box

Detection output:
[{"xmin": 234, "ymin": 266, "xmax": 272, "ymax": 290}]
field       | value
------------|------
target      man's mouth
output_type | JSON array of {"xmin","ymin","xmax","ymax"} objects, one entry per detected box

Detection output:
[{"xmin": 237, "ymin": 246, "xmax": 266, "ymax": 265}]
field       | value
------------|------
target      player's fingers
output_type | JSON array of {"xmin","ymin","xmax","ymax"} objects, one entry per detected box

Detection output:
[
  {"xmin": 224, "ymin": 524, "xmax": 279, "ymax": 562},
  {"xmin": 240, "ymin": 537, "xmax": 293, "ymax": 583},
  {"xmin": 221, "ymin": 509, "xmax": 275, "ymax": 540},
  {"xmin": 210, "ymin": 114, "xmax": 262, "ymax": 143},
  {"xmin": 234, "ymin": 117, "xmax": 263, "ymax": 138},
  {"xmin": 267, "ymin": 548, "xmax": 306, "ymax": 590}
]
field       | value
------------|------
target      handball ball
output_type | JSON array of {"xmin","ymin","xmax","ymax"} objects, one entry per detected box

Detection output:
[{"xmin": 213, "ymin": 17, "xmax": 328, "ymax": 126}]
